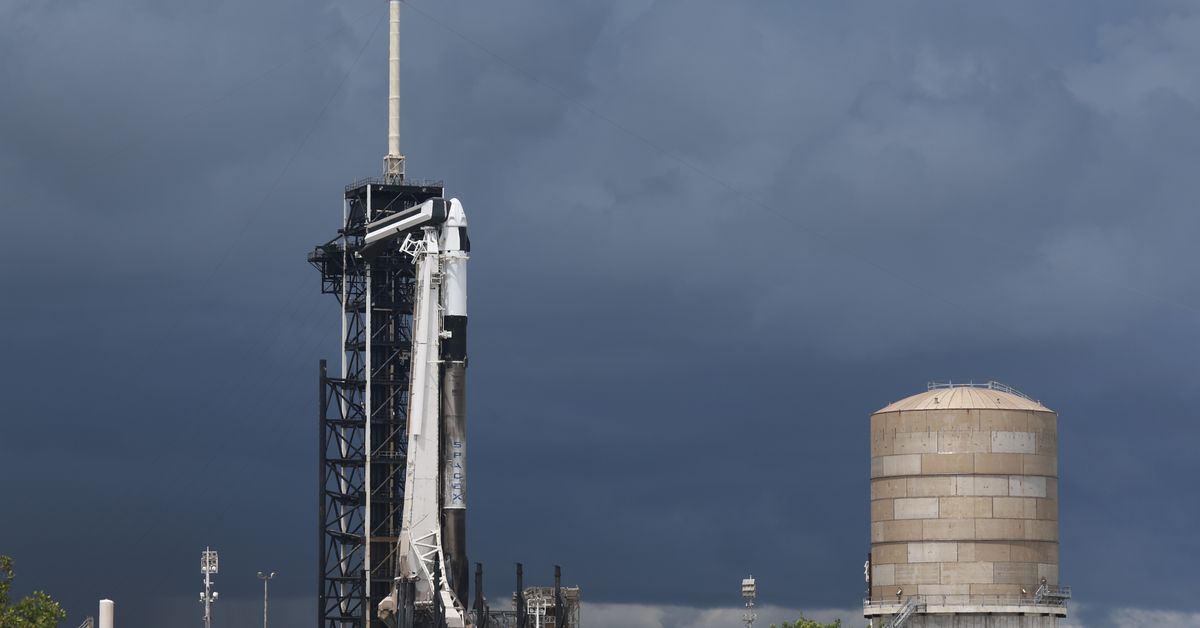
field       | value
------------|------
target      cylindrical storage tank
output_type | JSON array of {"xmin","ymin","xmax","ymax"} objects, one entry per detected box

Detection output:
[
  {"xmin": 864, "ymin": 383, "xmax": 1067, "ymax": 627},
  {"xmin": 99, "ymin": 599, "xmax": 114, "ymax": 628}
]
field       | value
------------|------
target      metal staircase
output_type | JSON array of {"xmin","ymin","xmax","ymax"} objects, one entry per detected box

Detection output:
[
  {"xmin": 77, "ymin": 618, "xmax": 94, "ymax": 628},
  {"xmin": 888, "ymin": 596, "xmax": 925, "ymax": 628},
  {"xmin": 1034, "ymin": 584, "xmax": 1072, "ymax": 605}
]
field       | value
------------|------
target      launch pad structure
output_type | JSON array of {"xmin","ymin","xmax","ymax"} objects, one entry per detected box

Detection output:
[
  {"xmin": 310, "ymin": 1, "xmax": 459, "ymax": 624},
  {"xmin": 311, "ymin": 177, "xmax": 444, "ymax": 626},
  {"xmin": 308, "ymin": 3, "xmax": 577, "ymax": 626}
]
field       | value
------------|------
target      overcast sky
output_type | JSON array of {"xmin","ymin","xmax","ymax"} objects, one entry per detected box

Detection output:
[{"xmin": 3, "ymin": 1, "xmax": 1200, "ymax": 627}]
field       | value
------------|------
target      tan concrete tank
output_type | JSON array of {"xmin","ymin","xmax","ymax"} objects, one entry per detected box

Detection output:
[{"xmin": 864, "ymin": 382, "xmax": 1069, "ymax": 627}]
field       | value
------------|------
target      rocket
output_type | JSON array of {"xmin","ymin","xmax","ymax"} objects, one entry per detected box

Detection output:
[
  {"xmin": 439, "ymin": 199, "xmax": 470, "ymax": 605},
  {"xmin": 368, "ymin": 1, "xmax": 473, "ymax": 624},
  {"xmin": 370, "ymin": 198, "xmax": 471, "ymax": 626}
]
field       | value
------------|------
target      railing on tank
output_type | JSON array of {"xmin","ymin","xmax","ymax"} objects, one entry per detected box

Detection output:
[
  {"xmin": 864, "ymin": 591, "xmax": 1071, "ymax": 609},
  {"xmin": 926, "ymin": 379, "xmax": 1036, "ymax": 401},
  {"xmin": 1035, "ymin": 584, "xmax": 1072, "ymax": 604}
]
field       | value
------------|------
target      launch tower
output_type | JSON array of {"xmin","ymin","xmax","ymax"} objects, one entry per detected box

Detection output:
[{"xmin": 311, "ymin": 3, "xmax": 468, "ymax": 625}]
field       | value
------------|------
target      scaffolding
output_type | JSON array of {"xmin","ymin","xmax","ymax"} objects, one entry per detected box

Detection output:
[
  {"xmin": 513, "ymin": 587, "xmax": 581, "ymax": 628},
  {"xmin": 311, "ymin": 179, "xmax": 444, "ymax": 627}
]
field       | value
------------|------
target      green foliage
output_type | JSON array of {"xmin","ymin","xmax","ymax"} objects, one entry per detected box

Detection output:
[
  {"xmin": 770, "ymin": 614, "xmax": 843, "ymax": 628},
  {"xmin": 0, "ymin": 556, "xmax": 67, "ymax": 628}
]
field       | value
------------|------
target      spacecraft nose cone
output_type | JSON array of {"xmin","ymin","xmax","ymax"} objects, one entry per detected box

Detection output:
[{"xmin": 445, "ymin": 198, "xmax": 467, "ymax": 227}]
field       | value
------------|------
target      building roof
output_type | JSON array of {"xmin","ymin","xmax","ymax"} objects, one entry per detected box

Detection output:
[{"xmin": 875, "ymin": 383, "xmax": 1052, "ymax": 414}]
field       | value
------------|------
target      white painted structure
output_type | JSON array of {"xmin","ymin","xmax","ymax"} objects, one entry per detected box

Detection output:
[{"xmin": 98, "ymin": 600, "xmax": 114, "ymax": 628}]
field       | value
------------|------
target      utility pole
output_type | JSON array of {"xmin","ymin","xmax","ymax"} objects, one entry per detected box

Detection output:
[
  {"xmin": 257, "ymin": 572, "xmax": 275, "ymax": 628},
  {"xmin": 200, "ymin": 548, "xmax": 219, "ymax": 628}
]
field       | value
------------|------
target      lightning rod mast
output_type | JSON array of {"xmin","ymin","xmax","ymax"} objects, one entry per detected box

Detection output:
[{"xmin": 384, "ymin": 0, "xmax": 404, "ymax": 182}]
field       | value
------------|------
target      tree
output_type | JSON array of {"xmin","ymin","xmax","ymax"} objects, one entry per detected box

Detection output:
[
  {"xmin": 0, "ymin": 556, "xmax": 67, "ymax": 628},
  {"xmin": 770, "ymin": 614, "xmax": 843, "ymax": 628}
]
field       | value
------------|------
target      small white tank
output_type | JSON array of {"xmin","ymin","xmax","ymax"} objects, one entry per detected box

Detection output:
[{"xmin": 99, "ymin": 599, "xmax": 114, "ymax": 628}]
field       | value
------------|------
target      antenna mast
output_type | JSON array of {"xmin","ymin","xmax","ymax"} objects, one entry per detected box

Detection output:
[
  {"xmin": 200, "ymin": 548, "xmax": 219, "ymax": 628},
  {"xmin": 384, "ymin": 0, "xmax": 405, "ymax": 182},
  {"xmin": 742, "ymin": 576, "xmax": 757, "ymax": 628}
]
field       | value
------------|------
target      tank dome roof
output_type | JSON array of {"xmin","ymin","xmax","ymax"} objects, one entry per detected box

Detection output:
[{"xmin": 875, "ymin": 382, "xmax": 1052, "ymax": 414}]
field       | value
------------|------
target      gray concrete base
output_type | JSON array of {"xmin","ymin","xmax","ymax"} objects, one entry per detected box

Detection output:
[
  {"xmin": 869, "ymin": 617, "xmax": 1062, "ymax": 628},
  {"xmin": 866, "ymin": 611, "xmax": 1065, "ymax": 627},
  {"xmin": 865, "ymin": 603, "xmax": 1067, "ymax": 627}
]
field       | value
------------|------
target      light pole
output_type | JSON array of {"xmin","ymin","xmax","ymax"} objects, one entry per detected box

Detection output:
[
  {"xmin": 200, "ymin": 548, "xmax": 219, "ymax": 628},
  {"xmin": 741, "ymin": 576, "xmax": 757, "ymax": 628},
  {"xmin": 526, "ymin": 593, "xmax": 547, "ymax": 628},
  {"xmin": 257, "ymin": 571, "xmax": 275, "ymax": 628}
]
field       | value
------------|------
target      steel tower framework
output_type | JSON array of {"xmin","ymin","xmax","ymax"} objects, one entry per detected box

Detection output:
[{"xmin": 312, "ymin": 178, "xmax": 444, "ymax": 627}]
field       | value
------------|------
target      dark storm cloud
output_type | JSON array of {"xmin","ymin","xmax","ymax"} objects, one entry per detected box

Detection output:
[{"xmin": 3, "ymin": 2, "xmax": 1199, "ymax": 627}]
